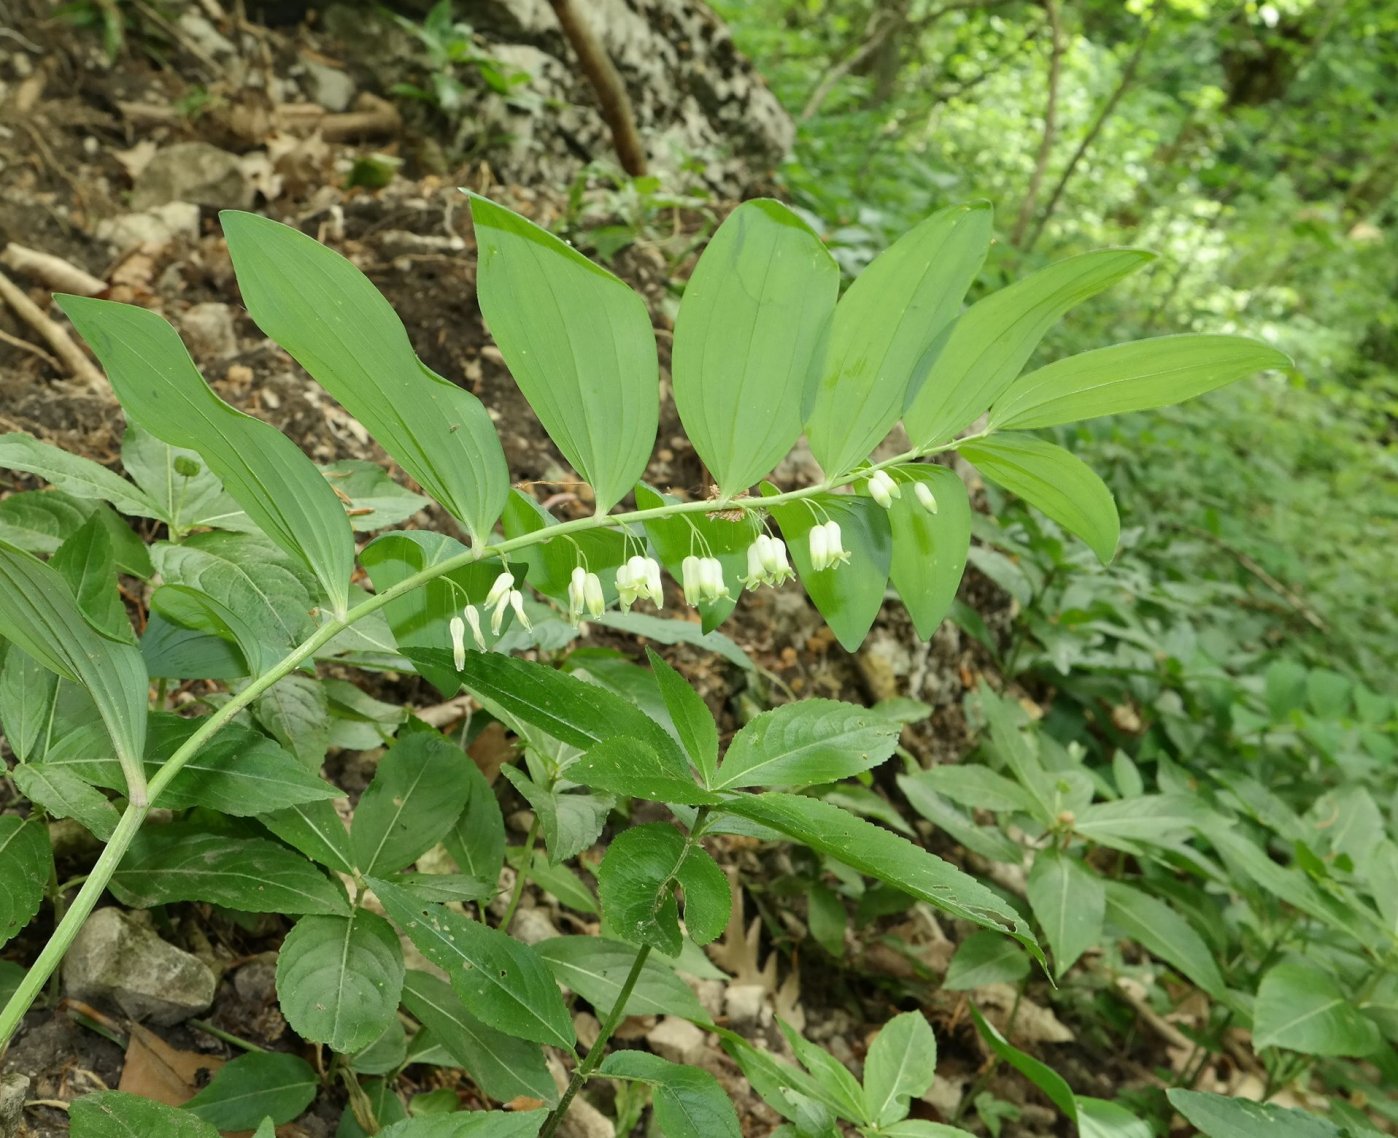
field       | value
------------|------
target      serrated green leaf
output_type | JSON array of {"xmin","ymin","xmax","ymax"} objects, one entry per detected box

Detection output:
[
  {"xmin": 51, "ymin": 515, "xmax": 135, "ymax": 643},
  {"xmin": 260, "ymin": 799, "xmax": 354, "ymax": 874},
  {"xmin": 277, "ymin": 910, "xmax": 404, "ymax": 1054},
  {"xmin": 255, "ymin": 673, "xmax": 331, "ymax": 769},
  {"xmin": 119, "ymin": 426, "xmax": 250, "ymax": 534},
  {"xmin": 1166, "ymin": 1089, "xmax": 1343, "ymax": 1138},
  {"xmin": 69, "ymin": 1093, "xmax": 220, "ymax": 1137},
  {"xmin": 0, "ymin": 817, "xmax": 51, "ymax": 948},
  {"xmin": 904, "ymin": 249, "xmax": 1153, "ymax": 447},
  {"xmin": 111, "ymin": 825, "xmax": 348, "ymax": 915},
  {"xmin": 0, "ymin": 542, "xmax": 148, "ymax": 796},
  {"xmin": 185, "ymin": 1051, "xmax": 317, "ymax": 1130},
  {"xmin": 377, "ymin": 1110, "xmax": 547, "ymax": 1137},
  {"xmin": 470, "ymin": 193, "xmax": 657, "ymax": 512},
  {"xmin": 401, "ymin": 970, "xmax": 557, "ymax": 1105},
  {"xmin": 888, "ymin": 464, "xmax": 971, "ymax": 639},
  {"xmin": 864, "ymin": 1011, "xmax": 937, "ymax": 1127},
  {"xmin": 443, "ymin": 763, "xmax": 505, "ymax": 885},
  {"xmin": 370, "ymin": 877, "xmax": 574, "ymax": 1048},
  {"xmin": 765, "ymin": 491, "xmax": 893, "ymax": 651},
  {"xmin": 990, "ymin": 334, "xmax": 1292, "ymax": 430},
  {"xmin": 535, "ymin": 936, "xmax": 710, "ymax": 1021},
  {"xmin": 1254, "ymin": 958, "xmax": 1381, "ymax": 1057},
  {"xmin": 672, "ymin": 199, "xmax": 838, "ymax": 494},
  {"xmin": 570, "ymin": 735, "xmax": 719, "ymax": 804},
  {"xmin": 1102, "ymin": 881, "xmax": 1225, "ymax": 998},
  {"xmin": 960, "ymin": 434, "xmax": 1119, "ymax": 564},
  {"xmin": 60, "ymin": 295, "xmax": 355, "ymax": 614},
  {"xmin": 1025, "ymin": 849, "xmax": 1104, "ymax": 979},
  {"xmin": 351, "ymin": 733, "xmax": 474, "ymax": 875},
  {"xmin": 501, "ymin": 766, "xmax": 612, "ymax": 865},
  {"xmin": 969, "ymin": 1004, "xmax": 1077, "ymax": 1117},
  {"xmin": 806, "ymin": 203, "xmax": 992, "ymax": 477},
  {"xmin": 714, "ymin": 699, "xmax": 900, "ymax": 790},
  {"xmin": 598, "ymin": 824, "xmax": 729, "ymax": 954},
  {"xmin": 647, "ymin": 648, "xmax": 719, "ymax": 784},
  {"xmin": 0, "ymin": 648, "xmax": 58, "ymax": 762},
  {"xmin": 13, "ymin": 764, "xmax": 119, "ymax": 840},
  {"xmin": 721, "ymin": 793, "xmax": 1039, "ymax": 958},
  {"xmin": 220, "ymin": 210, "xmax": 507, "ymax": 540},
  {"xmin": 599, "ymin": 1051, "xmax": 742, "ymax": 1138}
]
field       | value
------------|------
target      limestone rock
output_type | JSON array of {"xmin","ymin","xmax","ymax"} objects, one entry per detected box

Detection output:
[
  {"xmin": 304, "ymin": 59, "xmax": 356, "ymax": 112},
  {"xmin": 180, "ymin": 302, "xmax": 239, "ymax": 361},
  {"xmin": 646, "ymin": 1015, "xmax": 706, "ymax": 1066},
  {"xmin": 63, "ymin": 908, "xmax": 216, "ymax": 1025},
  {"xmin": 131, "ymin": 142, "xmax": 252, "ymax": 210},
  {"xmin": 0, "ymin": 1074, "xmax": 28, "ymax": 1138},
  {"xmin": 96, "ymin": 202, "xmax": 201, "ymax": 252}
]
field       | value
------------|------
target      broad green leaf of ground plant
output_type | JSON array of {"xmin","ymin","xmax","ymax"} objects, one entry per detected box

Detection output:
[
  {"xmin": 111, "ymin": 826, "xmax": 349, "ymax": 915},
  {"xmin": 370, "ymin": 877, "xmax": 574, "ymax": 1049},
  {"xmin": 721, "ymin": 793, "xmax": 1041, "ymax": 959},
  {"xmin": 671, "ymin": 198, "xmax": 838, "ymax": 495},
  {"xmin": 959, "ymin": 434, "xmax": 1120, "ymax": 564},
  {"xmin": 59, "ymin": 295, "xmax": 355, "ymax": 615},
  {"xmin": 943, "ymin": 929, "xmax": 1031, "ymax": 990},
  {"xmin": 260, "ymin": 799, "xmax": 354, "ymax": 875},
  {"xmin": 1253, "ymin": 958, "xmax": 1382, "ymax": 1057},
  {"xmin": 571, "ymin": 735, "xmax": 720, "ymax": 804},
  {"xmin": 989, "ymin": 334, "xmax": 1293, "ymax": 430},
  {"xmin": 1026, "ymin": 849, "xmax": 1104, "ymax": 978},
  {"xmin": 777, "ymin": 1022, "xmax": 869, "ymax": 1123},
  {"xmin": 765, "ymin": 491, "xmax": 893, "ymax": 651},
  {"xmin": 806, "ymin": 202, "xmax": 992, "ymax": 477},
  {"xmin": 401, "ymin": 970, "xmax": 557, "ymax": 1105},
  {"xmin": 863, "ymin": 1011, "xmax": 939, "ymax": 1127},
  {"xmin": 276, "ymin": 910, "xmax": 404, "ymax": 1054},
  {"xmin": 599, "ymin": 1051, "xmax": 742, "ymax": 1138},
  {"xmin": 712, "ymin": 699, "xmax": 901, "ymax": 790},
  {"xmin": 470, "ymin": 193, "xmax": 658, "ymax": 513},
  {"xmin": 443, "ymin": 765, "xmax": 506, "ymax": 884},
  {"xmin": 51, "ymin": 516, "xmax": 134, "ymax": 644},
  {"xmin": 647, "ymin": 648, "xmax": 719, "ymax": 782},
  {"xmin": 0, "ymin": 645, "xmax": 58, "ymax": 762},
  {"xmin": 0, "ymin": 432, "xmax": 161, "ymax": 519},
  {"xmin": 378, "ymin": 1111, "xmax": 548, "ymax": 1137},
  {"xmin": 0, "ymin": 543, "xmax": 148, "ymax": 799},
  {"xmin": 185, "ymin": 1051, "xmax": 318, "ymax": 1130},
  {"xmin": 350, "ymin": 732, "xmax": 475, "ymax": 876},
  {"xmin": 13, "ymin": 765, "xmax": 119, "ymax": 841},
  {"xmin": 69, "ymin": 1092, "xmax": 220, "ymax": 1137},
  {"xmin": 1166, "ymin": 1091, "xmax": 1358, "ymax": 1138},
  {"xmin": 118, "ymin": 427, "xmax": 247, "ymax": 536},
  {"xmin": 0, "ymin": 818, "xmax": 50, "ymax": 949},
  {"xmin": 220, "ymin": 210, "xmax": 508, "ymax": 542},
  {"xmin": 255, "ymin": 673, "xmax": 331, "ymax": 768},
  {"xmin": 1102, "ymin": 881, "xmax": 1227, "ymax": 999},
  {"xmin": 598, "ymin": 823, "xmax": 729, "ymax": 953},
  {"xmin": 888, "ymin": 464, "xmax": 971, "ymax": 638},
  {"xmin": 904, "ymin": 249, "xmax": 1153, "ymax": 447},
  {"xmin": 535, "ymin": 936, "xmax": 710, "ymax": 1021}
]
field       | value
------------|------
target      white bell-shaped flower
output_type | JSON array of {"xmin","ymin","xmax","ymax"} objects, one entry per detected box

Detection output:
[
  {"xmin": 582, "ymin": 571, "xmax": 606, "ymax": 618},
  {"xmin": 449, "ymin": 615, "xmax": 466, "ymax": 670},
  {"xmin": 462, "ymin": 604, "xmax": 486, "ymax": 649},
  {"xmin": 759, "ymin": 536, "xmax": 794, "ymax": 584},
  {"xmin": 509, "ymin": 589, "xmax": 532, "ymax": 631},
  {"xmin": 682, "ymin": 555, "xmax": 704, "ymax": 607},
  {"xmin": 484, "ymin": 570, "xmax": 515, "ymax": 610},
  {"xmin": 915, "ymin": 481, "xmax": 939, "ymax": 515},
  {"xmin": 810, "ymin": 520, "xmax": 850, "ymax": 571},
  {"xmin": 568, "ymin": 566, "xmax": 589, "ymax": 620}
]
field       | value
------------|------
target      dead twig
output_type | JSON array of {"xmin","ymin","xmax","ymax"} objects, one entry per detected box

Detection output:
[
  {"xmin": 547, "ymin": 0, "xmax": 647, "ymax": 176},
  {"xmin": 2, "ymin": 243, "xmax": 107, "ymax": 297},
  {"xmin": 0, "ymin": 269, "xmax": 106, "ymax": 391},
  {"xmin": 0, "ymin": 327, "xmax": 62, "ymax": 370}
]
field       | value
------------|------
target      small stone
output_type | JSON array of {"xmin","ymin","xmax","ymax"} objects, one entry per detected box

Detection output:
[
  {"xmin": 646, "ymin": 1016, "xmax": 706, "ymax": 1066},
  {"xmin": 132, "ymin": 142, "xmax": 252, "ymax": 210},
  {"xmin": 723, "ymin": 982, "xmax": 767, "ymax": 1032},
  {"xmin": 177, "ymin": 12, "xmax": 235, "ymax": 57},
  {"xmin": 180, "ymin": 302, "xmax": 238, "ymax": 360},
  {"xmin": 508, "ymin": 906, "xmax": 561, "ymax": 946},
  {"xmin": 304, "ymin": 59, "xmax": 356, "ymax": 112},
  {"xmin": 0, "ymin": 1074, "xmax": 29, "ymax": 1138},
  {"xmin": 63, "ymin": 908, "xmax": 216, "ymax": 1025},
  {"xmin": 96, "ymin": 202, "xmax": 201, "ymax": 252}
]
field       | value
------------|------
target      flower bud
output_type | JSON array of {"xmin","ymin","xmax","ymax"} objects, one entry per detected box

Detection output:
[
  {"xmin": 698, "ymin": 556, "xmax": 729, "ymax": 603},
  {"xmin": 462, "ymin": 604, "xmax": 486, "ymax": 649},
  {"xmin": 449, "ymin": 615, "xmax": 466, "ymax": 670},
  {"xmin": 809, "ymin": 523, "xmax": 830, "ymax": 571},
  {"xmin": 509, "ymin": 589, "xmax": 532, "ymax": 631},
  {"xmin": 583, "ymin": 571, "xmax": 606, "ymax": 618},
  {"xmin": 642, "ymin": 556, "xmax": 664, "ymax": 607},
  {"xmin": 866, "ymin": 469, "xmax": 900, "ymax": 509},
  {"xmin": 820, "ymin": 520, "xmax": 850, "ymax": 570},
  {"xmin": 485, "ymin": 570, "xmax": 515, "ymax": 609},
  {"xmin": 568, "ymin": 566, "xmax": 588, "ymax": 620},
  {"xmin": 915, "ymin": 481, "xmax": 939, "ymax": 514},
  {"xmin": 682, "ymin": 555, "xmax": 703, "ymax": 607}
]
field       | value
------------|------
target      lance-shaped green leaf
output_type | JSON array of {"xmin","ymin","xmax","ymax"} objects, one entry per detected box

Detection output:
[
  {"xmin": 370, "ymin": 876, "xmax": 574, "ymax": 1049},
  {"xmin": 276, "ymin": 910, "xmax": 404, "ymax": 1054},
  {"xmin": 470, "ymin": 193, "xmax": 658, "ymax": 512},
  {"xmin": 943, "ymin": 930, "xmax": 1031, "ymax": 991},
  {"xmin": 671, "ymin": 199, "xmax": 838, "ymax": 494},
  {"xmin": 648, "ymin": 648, "xmax": 719, "ymax": 784},
  {"xmin": 599, "ymin": 1051, "xmax": 742, "ymax": 1138},
  {"xmin": 535, "ymin": 936, "xmax": 710, "ymax": 1021},
  {"xmin": 989, "ymin": 334, "xmax": 1292, "ymax": 430},
  {"xmin": 864, "ymin": 1011, "xmax": 938, "ymax": 1127},
  {"xmin": 959, "ymin": 434, "xmax": 1119, "ymax": 564},
  {"xmin": 401, "ymin": 970, "xmax": 557, "ymax": 1105},
  {"xmin": 185, "ymin": 1052, "xmax": 318, "ymax": 1131},
  {"xmin": 969, "ymin": 1005, "xmax": 1078, "ymax": 1118},
  {"xmin": 13, "ymin": 765, "xmax": 120, "ymax": 841},
  {"xmin": 765, "ymin": 490, "xmax": 893, "ymax": 651},
  {"xmin": 1166, "ymin": 1089, "xmax": 1344, "ymax": 1138},
  {"xmin": 0, "ymin": 432, "xmax": 160, "ymax": 519},
  {"xmin": 1102, "ymin": 881, "xmax": 1225, "ymax": 998},
  {"xmin": 0, "ymin": 817, "xmax": 51, "ymax": 949},
  {"xmin": 350, "ymin": 732, "xmax": 475, "ymax": 875},
  {"xmin": 59, "ymin": 296, "xmax": 355, "ymax": 615},
  {"xmin": 52, "ymin": 516, "xmax": 134, "ymax": 644},
  {"xmin": 0, "ymin": 542, "xmax": 149, "ymax": 801},
  {"xmin": 0, "ymin": 647, "xmax": 58, "ymax": 762},
  {"xmin": 1253, "ymin": 958, "xmax": 1381, "ymax": 1057},
  {"xmin": 220, "ymin": 210, "xmax": 508, "ymax": 541},
  {"xmin": 888, "ymin": 464, "xmax": 971, "ymax": 639},
  {"xmin": 713, "ymin": 699, "xmax": 900, "ymax": 790},
  {"xmin": 904, "ymin": 250, "xmax": 1153, "ymax": 447},
  {"xmin": 806, "ymin": 203, "xmax": 992, "ymax": 476},
  {"xmin": 69, "ymin": 1092, "xmax": 222, "ymax": 1137},
  {"xmin": 1025, "ymin": 849, "xmax": 1104, "ymax": 978},
  {"xmin": 720, "ymin": 793, "xmax": 1040, "ymax": 959},
  {"xmin": 571, "ymin": 736, "xmax": 720, "ymax": 805}
]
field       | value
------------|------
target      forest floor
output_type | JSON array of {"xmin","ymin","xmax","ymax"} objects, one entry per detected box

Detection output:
[{"xmin": 0, "ymin": 3, "xmax": 1196, "ymax": 1135}]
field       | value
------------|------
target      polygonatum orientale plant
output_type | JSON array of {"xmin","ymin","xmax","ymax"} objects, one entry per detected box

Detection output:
[{"xmin": 0, "ymin": 194, "xmax": 1291, "ymax": 1135}]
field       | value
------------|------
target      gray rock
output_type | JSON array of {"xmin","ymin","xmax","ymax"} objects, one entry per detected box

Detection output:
[
  {"xmin": 63, "ymin": 908, "xmax": 216, "ymax": 1025},
  {"xmin": 305, "ymin": 59, "xmax": 356, "ymax": 112},
  {"xmin": 131, "ymin": 142, "xmax": 252, "ymax": 210},
  {"xmin": 646, "ymin": 1015, "xmax": 706, "ymax": 1066},
  {"xmin": 180, "ymin": 302, "xmax": 239, "ymax": 360},
  {"xmin": 723, "ymin": 982, "xmax": 767, "ymax": 1033},
  {"xmin": 0, "ymin": 1074, "xmax": 28, "ymax": 1138},
  {"xmin": 177, "ymin": 12, "xmax": 235, "ymax": 57},
  {"xmin": 96, "ymin": 201, "xmax": 201, "ymax": 251}
]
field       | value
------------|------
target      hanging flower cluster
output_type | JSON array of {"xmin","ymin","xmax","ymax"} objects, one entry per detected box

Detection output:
[
  {"xmin": 808, "ymin": 520, "xmax": 851, "ymax": 572},
  {"xmin": 742, "ymin": 533, "xmax": 794, "ymax": 588},
  {"xmin": 866, "ymin": 469, "xmax": 901, "ymax": 508},
  {"xmin": 567, "ymin": 567, "xmax": 606, "ymax": 623},
  {"xmin": 681, "ymin": 555, "xmax": 730, "ymax": 606},
  {"xmin": 616, "ymin": 555, "xmax": 665, "ymax": 612}
]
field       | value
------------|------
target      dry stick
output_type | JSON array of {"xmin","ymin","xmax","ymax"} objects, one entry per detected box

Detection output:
[
  {"xmin": 547, "ymin": 0, "xmax": 647, "ymax": 176},
  {"xmin": 0, "ymin": 270, "xmax": 106, "ymax": 391},
  {"xmin": 1010, "ymin": 0, "xmax": 1065, "ymax": 249},
  {"xmin": 799, "ymin": 6, "xmax": 905, "ymax": 125},
  {"xmin": 1022, "ymin": 5, "xmax": 1157, "ymax": 254},
  {"xmin": 0, "ymin": 328, "xmax": 61, "ymax": 370},
  {"xmin": 1, "ymin": 243, "xmax": 107, "ymax": 297}
]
